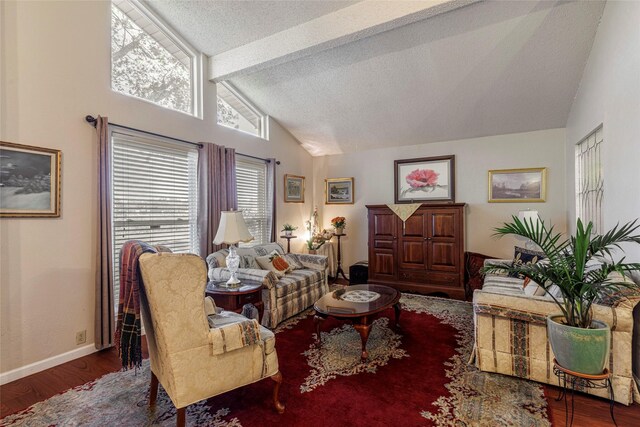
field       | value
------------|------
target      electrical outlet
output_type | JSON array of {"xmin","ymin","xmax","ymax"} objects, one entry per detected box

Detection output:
[{"xmin": 76, "ymin": 330, "xmax": 87, "ymax": 345}]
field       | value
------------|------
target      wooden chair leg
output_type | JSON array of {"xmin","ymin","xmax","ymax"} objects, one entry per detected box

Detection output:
[
  {"xmin": 176, "ymin": 407, "xmax": 186, "ymax": 427},
  {"xmin": 149, "ymin": 371, "xmax": 159, "ymax": 406},
  {"xmin": 270, "ymin": 371, "xmax": 285, "ymax": 414}
]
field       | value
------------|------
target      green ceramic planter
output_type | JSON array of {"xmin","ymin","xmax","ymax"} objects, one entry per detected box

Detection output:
[{"xmin": 547, "ymin": 315, "xmax": 611, "ymax": 375}]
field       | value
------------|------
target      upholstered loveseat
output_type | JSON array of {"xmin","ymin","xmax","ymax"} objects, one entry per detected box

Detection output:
[
  {"xmin": 206, "ymin": 243, "xmax": 329, "ymax": 328},
  {"xmin": 473, "ymin": 259, "xmax": 640, "ymax": 405}
]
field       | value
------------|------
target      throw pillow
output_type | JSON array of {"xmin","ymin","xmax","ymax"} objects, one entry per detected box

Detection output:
[
  {"xmin": 509, "ymin": 246, "xmax": 545, "ymax": 278},
  {"xmin": 284, "ymin": 253, "xmax": 304, "ymax": 270},
  {"xmin": 256, "ymin": 252, "xmax": 290, "ymax": 278},
  {"xmin": 523, "ymin": 277, "xmax": 546, "ymax": 297},
  {"xmin": 239, "ymin": 254, "xmax": 259, "ymax": 269}
]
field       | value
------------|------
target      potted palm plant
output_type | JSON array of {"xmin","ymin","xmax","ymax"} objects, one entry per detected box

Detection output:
[{"xmin": 485, "ymin": 217, "xmax": 640, "ymax": 374}]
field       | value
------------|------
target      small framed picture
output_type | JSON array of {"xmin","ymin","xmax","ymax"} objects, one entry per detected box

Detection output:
[
  {"xmin": 488, "ymin": 167, "xmax": 547, "ymax": 203},
  {"xmin": 0, "ymin": 141, "xmax": 61, "ymax": 217},
  {"xmin": 394, "ymin": 155, "xmax": 455, "ymax": 203},
  {"xmin": 325, "ymin": 177, "xmax": 354, "ymax": 204},
  {"xmin": 284, "ymin": 174, "xmax": 305, "ymax": 203}
]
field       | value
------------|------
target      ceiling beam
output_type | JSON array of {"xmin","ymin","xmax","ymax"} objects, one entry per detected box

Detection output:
[{"xmin": 208, "ymin": 0, "xmax": 482, "ymax": 82}]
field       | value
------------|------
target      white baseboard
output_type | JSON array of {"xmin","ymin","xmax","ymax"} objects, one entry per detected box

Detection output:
[{"xmin": 0, "ymin": 344, "xmax": 97, "ymax": 385}]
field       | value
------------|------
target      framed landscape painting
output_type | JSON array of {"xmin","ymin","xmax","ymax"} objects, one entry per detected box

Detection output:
[
  {"xmin": 284, "ymin": 174, "xmax": 304, "ymax": 203},
  {"xmin": 325, "ymin": 177, "xmax": 354, "ymax": 204},
  {"xmin": 0, "ymin": 141, "xmax": 61, "ymax": 217},
  {"xmin": 394, "ymin": 155, "xmax": 455, "ymax": 203},
  {"xmin": 488, "ymin": 167, "xmax": 547, "ymax": 203}
]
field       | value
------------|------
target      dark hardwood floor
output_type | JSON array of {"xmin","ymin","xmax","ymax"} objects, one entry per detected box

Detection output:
[{"xmin": 2, "ymin": 285, "xmax": 639, "ymax": 425}]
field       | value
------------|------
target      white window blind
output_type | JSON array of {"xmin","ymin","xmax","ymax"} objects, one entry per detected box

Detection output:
[
  {"xmin": 236, "ymin": 156, "xmax": 271, "ymax": 245},
  {"xmin": 111, "ymin": 131, "xmax": 199, "ymax": 305},
  {"xmin": 575, "ymin": 125, "xmax": 603, "ymax": 234}
]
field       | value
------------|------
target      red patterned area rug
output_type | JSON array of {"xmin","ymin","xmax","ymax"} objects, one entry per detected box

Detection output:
[{"xmin": 0, "ymin": 295, "xmax": 550, "ymax": 426}]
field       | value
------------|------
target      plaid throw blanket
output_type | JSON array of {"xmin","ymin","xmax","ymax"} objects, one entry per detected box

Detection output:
[{"xmin": 115, "ymin": 240, "xmax": 171, "ymax": 370}]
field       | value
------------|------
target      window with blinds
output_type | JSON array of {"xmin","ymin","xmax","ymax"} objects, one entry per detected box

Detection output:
[
  {"xmin": 575, "ymin": 125, "xmax": 603, "ymax": 234},
  {"xmin": 111, "ymin": 131, "xmax": 199, "ymax": 306},
  {"xmin": 236, "ymin": 156, "xmax": 272, "ymax": 245}
]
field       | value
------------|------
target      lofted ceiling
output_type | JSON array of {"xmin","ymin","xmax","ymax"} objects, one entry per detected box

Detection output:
[{"xmin": 147, "ymin": 0, "xmax": 606, "ymax": 156}]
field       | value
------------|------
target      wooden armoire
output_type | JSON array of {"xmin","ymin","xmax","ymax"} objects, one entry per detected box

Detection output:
[{"xmin": 367, "ymin": 203, "xmax": 465, "ymax": 299}]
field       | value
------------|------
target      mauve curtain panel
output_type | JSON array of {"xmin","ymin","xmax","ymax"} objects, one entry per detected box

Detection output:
[
  {"xmin": 198, "ymin": 143, "xmax": 237, "ymax": 257},
  {"xmin": 267, "ymin": 158, "xmax": 277, "ymax": 242},
  {"xmin": 95, "ymin": 116, "xmax": 115, "ymax": 350}
]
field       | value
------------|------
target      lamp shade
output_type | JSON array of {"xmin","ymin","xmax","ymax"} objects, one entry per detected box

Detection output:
[
  {"xmin": 213, "ymin": 211, "xmax": 254, "ymax": 245},
  {"xmin": 518, "ymin": 210, "xmax": 540, "ymax": 224}
]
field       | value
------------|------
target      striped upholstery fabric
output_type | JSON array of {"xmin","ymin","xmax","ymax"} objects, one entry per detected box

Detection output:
[
  {"xmin": 206, "ymin": 243, "xmax": 329, "ymax": 328},
  {"xmin": 275, "ymin": 270, "xmax": 324, "ymax": 298},
  {"xmin": 473, "ymin": 267, "xmax": 640, "ymax": 405}
]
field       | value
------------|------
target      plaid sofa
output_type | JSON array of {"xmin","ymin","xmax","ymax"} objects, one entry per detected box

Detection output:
[
  {"xmin": 472, "ymin": 259, "xmax": 640, "ymax": 405},
  {"xmin": 206, "ymin": 243, "xmax": 329, "ymax": 328}
]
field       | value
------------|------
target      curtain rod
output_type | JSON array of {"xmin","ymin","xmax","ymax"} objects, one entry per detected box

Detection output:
[
  {"xmin": 85, "ymin": 115, "xmax": 203, "ymax": 149},
  {"xmin": 84, "ymin": 115, "xmax": 280, "ymax": 164}
]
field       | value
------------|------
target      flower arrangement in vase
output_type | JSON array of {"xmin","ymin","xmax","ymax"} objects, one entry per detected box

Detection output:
[{"xmin": 331, "ymin": 216, "xmax": 346, "ymax": 235}]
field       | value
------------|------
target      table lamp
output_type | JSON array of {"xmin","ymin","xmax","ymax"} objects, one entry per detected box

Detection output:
[
  {"xmin": 517, "ymin": 209, "xmax": 540, "ymax": 250},
  {"xmin": 213, "ymin": 210, "xmax": 254, "ymax": 287}
]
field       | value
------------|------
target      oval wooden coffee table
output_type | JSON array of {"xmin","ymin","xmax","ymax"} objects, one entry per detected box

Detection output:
[{"xmin": 313, "ymin": 284, "xmax": 401, "ymax": 361}]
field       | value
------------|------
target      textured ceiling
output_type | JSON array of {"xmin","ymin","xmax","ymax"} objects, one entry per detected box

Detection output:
[
  {"xmin": 145, "ymin": 0, "xmax": 359, "ymax": 56},
  {"xmin": 149, "ymin": 0, "xmax": 605, "ymax": 156}
]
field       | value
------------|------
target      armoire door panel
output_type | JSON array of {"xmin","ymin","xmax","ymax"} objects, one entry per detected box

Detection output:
[
  {"xmin": 374, "ymin": 240, "xmax": 395, "ymax": 250},
  {"xmin": 373, "ymin": 213, "xmax": 396, "ymax": 237},
  {"xmin": 373, "ymin": 252, "xmax": 396, "ymax": 276},
  {"xmin": 428, "ymin": 242, "xmax": 458, "ymax": 272},
  {"xmin": 400, "ymin": 240, "xmax": 425, "ymax": 269},
  {"xmin": 403, "ymin": 213, "xmax": 426, "ymax": 237},
  {"xmin": 430, "ymin": 211, "xmax": 457, "ymax": 239}
]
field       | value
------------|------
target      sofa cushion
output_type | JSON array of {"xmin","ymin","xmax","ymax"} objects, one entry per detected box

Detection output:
[
  {"xmin": 256, "ymin": 252, "xmax": 290, "ymax": 278},
  {"xmin": 482, "ymin": 274, "xmax": 525, "ymax": 296},
  {"xmin": 252, "ymin": 243, "xmax": 285, "ymax": 256},
  {"xmin": 283, "ymin": 253, "xmax": 304, "ymax": 270},
  {"xmin": 275, "ymin": 269, "xmax": 324, "ymax": 298},
  {"xmin": 523, "ymin": 278, "xmax": 546, "ymax": 297},
  {"xmin": 509, "ymin": 246, "xmax": 545, "ymax": 278}
]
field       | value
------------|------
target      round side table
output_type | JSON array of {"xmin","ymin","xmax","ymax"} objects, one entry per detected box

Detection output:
[
  {"xmin": 206, "ymin": 281, "xmax": 264, "ymax": 322},
  {"xmin": 553, "ymin": 359, "xmax": 616, "ymax": 427}
]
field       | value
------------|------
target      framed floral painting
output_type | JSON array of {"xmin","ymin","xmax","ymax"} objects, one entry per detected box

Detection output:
[{"xmin": 394, "ymin": 155, "xmax": 455, "ymax": 203}]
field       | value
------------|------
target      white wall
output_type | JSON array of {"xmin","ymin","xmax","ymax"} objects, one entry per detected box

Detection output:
[
  {"xmin": 0, "ymin": 0, "xmax": 314, "ymax": 377},
  {"xmin": 565, "ymin": 0, "xmax": 640, "ymax": 263},
  {"xmin": 314, "ymin": 129, "xmax": 567, "ymax": 270}
]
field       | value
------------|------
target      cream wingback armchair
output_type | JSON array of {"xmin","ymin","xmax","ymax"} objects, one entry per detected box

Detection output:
[{"xmin": 138, "ymin": 252, "xmax": 284, "ymax": 426}]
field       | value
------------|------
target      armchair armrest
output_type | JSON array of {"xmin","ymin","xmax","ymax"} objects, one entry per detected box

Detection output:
[
  {"xmin": 208, "ymin": 267, "xmax": 279, "ymax": 289},
  {"xmin": 207, "ymin": 316, "xmax": 262, "ymax": 356},
  {"xmin": 296, "ymin": 254, "xmax": 328, "ymax": 271}
]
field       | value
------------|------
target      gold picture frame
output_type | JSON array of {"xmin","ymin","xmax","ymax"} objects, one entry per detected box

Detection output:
[
  {"xmin": 0, "ymin": 141, "xmax": 61, "ymax": 217},
  {"xmin": 284, "ymin": 174, "xmax": 305, "ymax": 203},
  {"xmin": 325, "ymin": 177, "xmax": 354, "ymax": 204},
  {"xmin": 488, "ymin": 167, "xmax": 547, "ymax": 203}
]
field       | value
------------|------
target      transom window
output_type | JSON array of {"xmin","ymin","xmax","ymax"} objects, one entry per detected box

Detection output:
[
  {"xmin": 217, "ymin": 82, "xmax": 268, "ymax": 139},
  {"xmin": 111, "ymin": 0, "xmax": 200, "ymax": 116},
  {"xmin": 575, "ymin": 125, "xmax": 603, "ymax": 234},
  {"xmin": 111, "ymin": 130, "xmax": 199, "ymax": 307}
]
